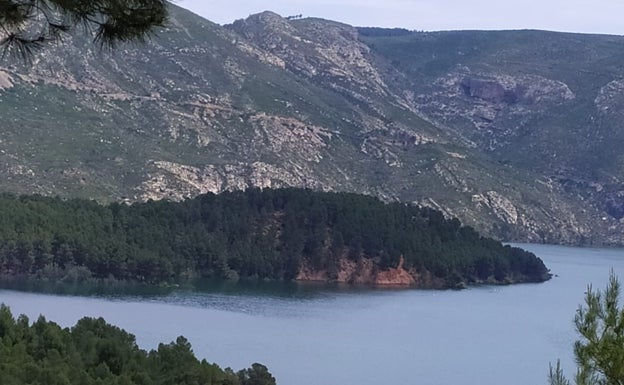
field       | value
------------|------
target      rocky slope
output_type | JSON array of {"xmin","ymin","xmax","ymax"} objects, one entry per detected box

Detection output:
[
  {"xmin": 359, "ymin": 29, "xmax": 624, "ymax": 244},
  {"xmin": 0, "ymin": 5, "xmax": 622, "ymax": 245},
  {"xmin": 296, "ymin": 256, "xmax": 439, "ymax": 287}
]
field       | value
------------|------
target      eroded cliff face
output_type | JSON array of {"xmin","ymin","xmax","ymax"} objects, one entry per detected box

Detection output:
[
  {"xmin": 229, "ymin": 12, "xmax": 389, "ymax": 95},
  {"xmin": 413, "ymin": 68, "xmax": 576, "ymax": 148},
  {"xmin": 296, "ymin": 256, "xmax": 443, "ymax": 288}
]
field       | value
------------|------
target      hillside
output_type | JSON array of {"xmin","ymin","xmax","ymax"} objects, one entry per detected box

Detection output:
[
  {"xmin": 0, "ymin": 5, "xmax": 621, "ymax": 245},
  {"xmin": 358, "ymin": 28, "xmax": 624, "ymax": 243},
  {"xmin": 0, "ymin": 189, "xmax": 550, "ymax": 288}
]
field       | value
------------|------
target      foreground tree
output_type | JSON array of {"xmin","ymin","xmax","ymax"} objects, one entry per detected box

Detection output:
[
  {"xmin": 0, "ymin": 0, "xmax": 169, "ymax": 58},
  {"xmin": 549, "ymin": 271, "xmax": 624, "ymax": 385},
  {"xmin": 0, "ymin": 304, "xmax": 275, "ymax": 384}
]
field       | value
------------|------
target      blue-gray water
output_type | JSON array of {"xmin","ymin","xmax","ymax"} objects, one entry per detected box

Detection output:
[{"xmin": 1, "ymin": 244, "xmax": 623, "ymax": 385}]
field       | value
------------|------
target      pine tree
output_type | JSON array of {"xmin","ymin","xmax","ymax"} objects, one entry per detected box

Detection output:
[
  {"xmin": 0, "ymin": 0, "xmax": 168, "ymax": 59},
  {"xmin": 549, "ymin": 271, "xmax": 624, "ymax": 385}
]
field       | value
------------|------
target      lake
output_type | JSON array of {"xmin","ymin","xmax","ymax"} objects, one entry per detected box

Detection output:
[{"xmin": 1, "ymin": 244, "xmax": 623, "ymax": 385}]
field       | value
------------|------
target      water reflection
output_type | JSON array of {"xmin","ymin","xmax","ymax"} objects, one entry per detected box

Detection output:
[
  {"xmin": 0, "ymin": 278, "xmax": 173, "ymax": 298},
  {"xmin": 0, "ymin": 276, "xmax": 399, "ymax": 318}
]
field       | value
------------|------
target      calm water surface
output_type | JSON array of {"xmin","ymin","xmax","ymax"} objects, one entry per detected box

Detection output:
[{"xmin": 1, "ymin": 244, "xmax": 624, "ymax": 385}]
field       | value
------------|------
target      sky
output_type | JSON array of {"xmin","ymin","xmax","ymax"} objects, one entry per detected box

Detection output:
[{"xmin": 177, "ymin": 0, "xmax": 624, "ymax": 35}]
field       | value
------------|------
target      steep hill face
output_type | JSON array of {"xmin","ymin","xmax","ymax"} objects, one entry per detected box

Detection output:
[
  {"xmin": 0, "ymin": 5, "xmax": 621, "ymax": 245},
  {"xmin": 358, "ymin": 28, "xmax": 624, "ymax": 244}
]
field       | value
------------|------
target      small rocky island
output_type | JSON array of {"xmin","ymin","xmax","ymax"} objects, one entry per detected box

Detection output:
[{"xmin": 0, "ymin": 188, "xmax": 550, "ymax": 288}]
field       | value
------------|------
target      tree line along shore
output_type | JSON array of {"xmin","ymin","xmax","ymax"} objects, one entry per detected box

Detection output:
[{"xmin": 0, "ymin": 188, "xmax": 550, "ymax": 287}]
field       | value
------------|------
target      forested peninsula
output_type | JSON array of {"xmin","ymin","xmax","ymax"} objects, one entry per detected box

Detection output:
[
  {"xmin": 0, "ymin": 305, "xmax": 275, "ymax": 385},
  {"xmin": 0, "ymin": 189, "xmax": 550, "ymax": 288}
]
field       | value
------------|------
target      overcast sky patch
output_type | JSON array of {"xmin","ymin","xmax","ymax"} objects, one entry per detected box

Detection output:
[{"xmin": 177, "ymin": 0, "xmax": 624, "ymax": 35}]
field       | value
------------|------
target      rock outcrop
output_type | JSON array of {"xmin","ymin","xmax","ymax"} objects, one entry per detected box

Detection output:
[{"xmin": 296, "ymin": 256, "xmax": 443, "ymax": 288}]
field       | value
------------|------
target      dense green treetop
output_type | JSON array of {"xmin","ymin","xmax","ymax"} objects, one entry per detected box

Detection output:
[
  {"xmin": 0, "ymin": 304, "xmax": 275, "ymax": 385},
  {"xmin": 0, "ymin": 188, "xmax": 550, "ymax": 286}
]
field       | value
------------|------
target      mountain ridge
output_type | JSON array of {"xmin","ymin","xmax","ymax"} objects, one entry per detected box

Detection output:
[{"xmin": 0, "ymin": 5, "xmax": 622, "ymax": 245}]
